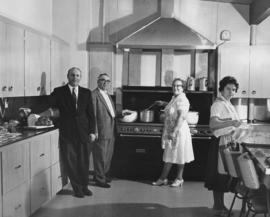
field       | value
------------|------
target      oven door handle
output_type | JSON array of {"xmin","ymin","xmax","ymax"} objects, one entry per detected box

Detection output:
[
  {"xmin": 119, "ymin": 134, "xmax": 162, "ymax": 138},
  {"xmin": 192, "ymin": 136, "xmax": 212, "ymax": 140}
]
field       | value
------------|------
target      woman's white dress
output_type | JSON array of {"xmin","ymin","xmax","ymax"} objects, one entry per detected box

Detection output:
[{"xmin": 162, "ymin": 93, "xmax": 194, "ymax": 164}]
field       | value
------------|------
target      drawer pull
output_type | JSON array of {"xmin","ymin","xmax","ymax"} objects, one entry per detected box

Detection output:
[
  {"xmin": 14, "ymin": 204, "xmax": 22, "ymax": 210},
  {"xmin": 40, "ymin": 153, "xmax": 45, "ymax": 157},
  {"xmin": 136, "ymin": 149, "xmax": 146, "ymax": 154},
  {"xmin": 14, "ymin": 165, "xmax": 22, "ymax": 169}
]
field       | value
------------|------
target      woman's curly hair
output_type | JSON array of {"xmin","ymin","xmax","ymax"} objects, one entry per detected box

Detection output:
[{"xmin": 219, "ymin": 76, "xmax": 239, "ymax": 92}]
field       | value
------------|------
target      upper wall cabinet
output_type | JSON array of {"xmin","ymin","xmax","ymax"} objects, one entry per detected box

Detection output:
[
  {"xmin": 218, "ymin": 44, "xmax": 250, "ymax": 98},
  {"xmin": 51, "ymin": 40, "xmax": 70, "ymax": 92},
  {"xmin": 25, "ymin": 31, "xmax": 50, "ymax": 96},
  {"xmin": 0, "ymin": 21, "xmax": 25, "ymax": 97},
  {"xmin": 249, "ymin": 45, "xmax": 270, "ymax": 98},
  {"xmin": 219, "ymin": 44, "xmax": 270, "ymax": 98}
]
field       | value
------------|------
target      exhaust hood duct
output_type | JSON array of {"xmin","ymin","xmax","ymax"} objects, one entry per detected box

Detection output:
[
  {"xmin": 116, "ymin": 0, "xmax": 215, "ymax": 50},
  {"xmin": 116, "ymin": 17, "xmax": 215, "ymax": 50}
]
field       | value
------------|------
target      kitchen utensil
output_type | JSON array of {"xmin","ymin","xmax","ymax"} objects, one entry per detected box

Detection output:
[
  {"xmin": 186, "ymin": 111, "xmax": 199, "ymax": 125},
  {"xmin": 140, "ymin": 110, "xmax": 154, "ymax": 122},
  {"xmin": 198, "ymin": 77, "xmax": 208, "ymax": 91},
  {"xmin": 119, "ymin": 110, "xmax": 138, "ymax": 123},
  {"xmin": 187, "ymin": 77, "xmax": 195, "ymax": 91}
]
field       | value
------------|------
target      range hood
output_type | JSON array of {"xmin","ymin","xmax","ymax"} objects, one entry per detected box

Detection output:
[{"xmin": 116, "ymin": 0, "xmax": 215, "ymax": 50}]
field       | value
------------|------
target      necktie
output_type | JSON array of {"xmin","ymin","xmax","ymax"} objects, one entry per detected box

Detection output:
[{"xmin": 72, "ymin": 87, "xmax": 77, "ymax": 107}]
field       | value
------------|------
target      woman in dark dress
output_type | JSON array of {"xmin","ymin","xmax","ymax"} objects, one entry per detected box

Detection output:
[{"xmin": 204, "ymin": 76, "xmax": 242, "ymax": 217}]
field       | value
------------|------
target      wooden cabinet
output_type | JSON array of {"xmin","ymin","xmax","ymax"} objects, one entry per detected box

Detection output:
[
  {"xmin": 249, "ymin": 45, "xmax": 270, "ymax": 98},
  {"xmin": 219, "ymin": 44, "xmax": 270, "ymax": 98},
  {"xmin": 3, "ymin": 181, "xmax": 30, "ymax": 217},
  {"xmin": 51, "ymin": 162, "xmax": 62, "ymax": 196},
  {"xmin": 218, "ymin": 44, "xmax": 250, "ymax": 98},
  {"xmin": 51, "ymin": 40, "xmax": 70, "ymax": 91},
  {"xmin": 2, "ymin": 141, "xmax": 29, "ymax": 194},
  {"xmin": 30, "ymin": 134, "xmax": 51, "ymax": 177},
  {"xmin": 51, "ymin": 129, "xmax": 59, "ymax": 164},
  {"xmin": 0, "ymin": 21, "xmax": 24, "ymax": 97},
  {"xmin": 25, "ymin": 31, "xmax": 50, "ymax": 96},
  {"xmin": 30, "ymin": 168, "xmax": 51, "ymax": 214}
]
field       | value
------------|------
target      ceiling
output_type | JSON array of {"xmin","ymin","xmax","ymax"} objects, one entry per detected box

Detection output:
[{"xmin": 201, "ymin": 0, "xmax": 253, "ymax": 5}]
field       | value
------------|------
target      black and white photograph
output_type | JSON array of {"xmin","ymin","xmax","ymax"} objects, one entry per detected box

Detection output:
[{"xmin": 1, "ymin": 0, "xmax": 270, "ymax": 216}]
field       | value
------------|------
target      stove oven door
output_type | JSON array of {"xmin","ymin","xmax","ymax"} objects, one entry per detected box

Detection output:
[{"xmin": 112, "ymin": 134, "xmax": 163, "ymax": 180}]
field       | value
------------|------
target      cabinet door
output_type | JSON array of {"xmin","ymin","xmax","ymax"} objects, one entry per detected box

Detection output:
[
  {"xmin": 250, "ymin": 46, "xmax": 270, "ymax": 98},
  {"xmin": 3, "ymin": 182, "xmax": 30, "ymax": 217},
  {"xmin": 51, "ymin": 162, "xmax": 62, "ymax": 196},
  {"xmin": 30, "ymin": 168, "xmax": 51, "ymax": 214},
  {"xmin": 30, "ymin": 134, "xmax": 51, "ymax": 177},
  {"xmin": 0, "ymin": 23, "xmax": 24, "ymax": 97},
  {"xmin": 0, "ymin": 20, "xmax": 6, "ymax": 97},
  {"xmin": 51, "ymin": 129, "xmax": 59, "ymax": 165},
  {"xmin": 25, "ymin": 31, "xmax": 50, "ymax": 96},
  {"xmin": 51, "ymin": 40, "xmax": 70, "ymax": 91},
  {"xmin": 2, "ymin": 141, "xmax": 30, "ymax": 194},
  {"xmin": 218, "ymin": 44, "xmax": 250, "ymax": 98}
]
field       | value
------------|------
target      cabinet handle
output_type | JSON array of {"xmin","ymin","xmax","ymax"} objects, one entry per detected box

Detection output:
[
  {"xmin": 135, "ymin": 148, "xmax": 146, "ymax": 154},
  {"xmin": 251, "ymin": 90, "xmax": 256, "ymax": 95},
  {"xmin": 2, "ymin": 86, "xmax": 7, "ymax": 91},
  {"xmin": 241, "ymin": 90, "xmax": 246, "ymax": 94},
  {"xmin": 14, "ymin": 164, "xmax": 22, "ymax": 169},
  {"xmin": 40, "ymin": 153, "xmax": 45, "ymax": 157},
  {"xmin": 8, "ymin": 86, "xmax": 13, "ymax": 91},
  {"xmin": 14, "ymin": 204, "xmax": 22, "ymax": 210},
  {"xmin": 58, "ymin": 175, "xmax": 62, "ymax": 179},
  {"xmin": 37, "ymin": 86, "xmax": 41, "ymax": 91}
]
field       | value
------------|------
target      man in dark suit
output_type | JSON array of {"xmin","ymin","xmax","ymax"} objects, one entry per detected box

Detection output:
[
  {"xmin": 92, "ymin": 73, "xmax": 116, "ymax": 188},
  {"xmin": 41, "ymin": 67, "xmax": 96, "ymax": 197}
]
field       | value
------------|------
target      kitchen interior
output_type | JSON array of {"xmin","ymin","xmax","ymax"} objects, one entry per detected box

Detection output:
[{"xmin": 1, "ymin": 0, "xmax": 270, "ymax": 217}]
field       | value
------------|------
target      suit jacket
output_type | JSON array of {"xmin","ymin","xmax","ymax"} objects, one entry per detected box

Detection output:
[
  {"xmin": 49, "ymin": 84, "xmax": 95, "ymax": 144},
  {"xmin": 92, "ymin": 88, "xmax": 116, "ymax": 140}
]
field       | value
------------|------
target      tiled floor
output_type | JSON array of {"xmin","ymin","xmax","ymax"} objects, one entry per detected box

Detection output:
[{"xmin": 31, "ymin": 180, "xmax": 243, "ymax": 217}]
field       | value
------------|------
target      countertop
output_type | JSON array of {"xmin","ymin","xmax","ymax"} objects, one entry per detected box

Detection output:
[{"xmin": 0, "ymin": 126, "xmax": 58, "ymax": 148}]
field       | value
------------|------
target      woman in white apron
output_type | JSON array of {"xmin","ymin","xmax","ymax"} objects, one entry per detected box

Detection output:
[
  {"xmin": 152, "ymin": 78, "xmax": 194, "ymax": 187},
  {"xmin": 204, "ymin": 76, "xmax": 242, "ymax": 217}
]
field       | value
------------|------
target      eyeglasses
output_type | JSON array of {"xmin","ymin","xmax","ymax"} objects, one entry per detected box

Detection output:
[
  {"xmin": 99, "ymin": 79, "xmax": 111, "ymax": 83},
  {"xmin": 173, "ymin": 85, "xmax": 183, "ymax": 88}
]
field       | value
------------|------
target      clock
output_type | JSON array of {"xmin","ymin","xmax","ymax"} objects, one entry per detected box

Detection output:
[{"xmin": 220, "ymin": 30, "xmax": 231, "ymax": 41}]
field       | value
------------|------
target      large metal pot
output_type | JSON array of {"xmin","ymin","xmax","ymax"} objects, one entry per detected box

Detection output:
[
  {"xmin": 140, "ymin": 110, "xmax": 154, "ymax": 122},
  {"xmin": 186, "ymin": 111, "xmax": 199, "ymax": 125}
]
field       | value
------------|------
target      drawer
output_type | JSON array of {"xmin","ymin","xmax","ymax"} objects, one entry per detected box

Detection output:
[
  {"xmin": 3, "ymin": 181, "xmax": 30, "ymax": 217},
  {"xmin": 2, "ymin": 141, "xmax": 30, "ymax": 194},
  {"xmin": 30, "ymin": 134, "xmax": 50, "ymax": 177},
  {"xmin": 30, "ymin": 168, "xmax": 51, "ymax": 214},
  {"xmin": 51, "ymin": 162, "xmax": 62, "ymax": 196},
  {"xmin": 51, "ymin": 130, "xmax": 59, "ymax": 165}
]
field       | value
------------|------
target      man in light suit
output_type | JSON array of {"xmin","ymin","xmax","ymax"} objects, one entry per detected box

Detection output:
[
  {"xmin": 40, "ymin": 67, "xmax": 96, "ymax": 197},
  {"xmin": 92, "ymin": 73, "xmax": 116, "ymax": 188}
]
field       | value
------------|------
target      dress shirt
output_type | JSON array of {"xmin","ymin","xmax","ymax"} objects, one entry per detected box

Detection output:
[
  {"xmin": 98, "ymin": 88, "xmax": 115, "ymax": 118},
  {"xmin": 68, "ymin": 84, "xmax": 78, "ymax": 108}
]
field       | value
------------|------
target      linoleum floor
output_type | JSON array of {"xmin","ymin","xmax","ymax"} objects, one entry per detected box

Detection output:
[{"xmin": 31, "ymin": 180, "xmax": 244, "ymax": 217}]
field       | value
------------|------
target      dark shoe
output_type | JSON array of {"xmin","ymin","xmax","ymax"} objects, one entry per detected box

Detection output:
[
  {"xmin": 106, "ymin": 177, "xmax": 112, "ymax": 183},
  {"xmin": 96, "ymin": 181, "xmax": 111, "ymax": 188},
  {"xmin": 82, "ymin": 187, "xmax": 93, "ymax": 196},
  {"xmin": 74, "ymin": 190, "xmax": 84, "ymax": 198}
]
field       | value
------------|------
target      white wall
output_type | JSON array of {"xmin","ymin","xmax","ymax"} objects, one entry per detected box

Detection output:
[{"xmin": 0, "ymin": 0, "xmax": 52, "ymax": 34}]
